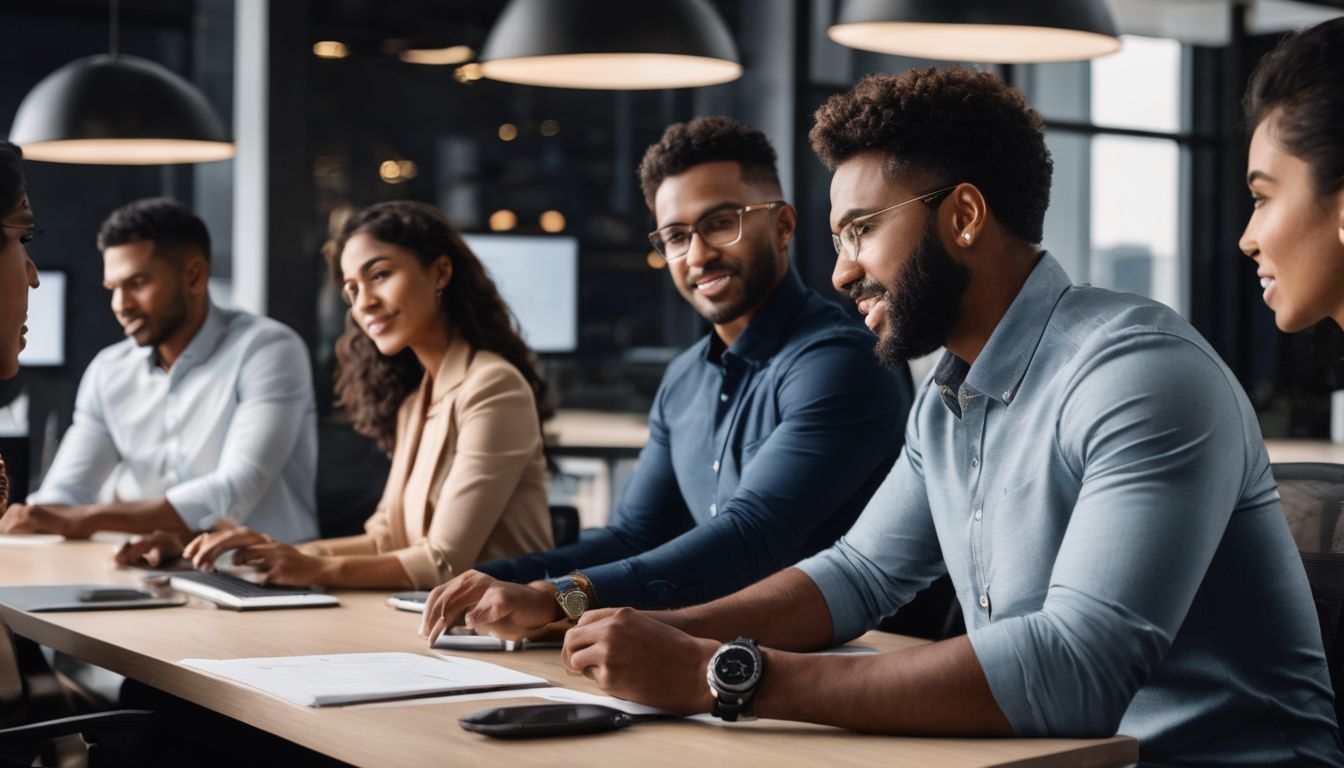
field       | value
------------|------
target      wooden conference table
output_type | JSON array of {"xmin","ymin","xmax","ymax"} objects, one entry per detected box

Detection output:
[{"xmin": 0, "ymin": 543, "xmax": 1137, "ymax": 768}]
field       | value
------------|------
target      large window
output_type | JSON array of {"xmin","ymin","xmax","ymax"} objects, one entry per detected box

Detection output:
[{"xmin": 1025, "ymin": 36, "xmax": 1191, "ymax": 316}]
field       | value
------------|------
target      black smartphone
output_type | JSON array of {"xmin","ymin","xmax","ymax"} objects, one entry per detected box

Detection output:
[{"xmin": 459, "ymin": 704, "xmax": 639, "ymax": 739}]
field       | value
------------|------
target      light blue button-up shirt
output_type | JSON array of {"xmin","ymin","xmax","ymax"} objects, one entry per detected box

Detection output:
[
  {"xmin": 797, "ymin": 253, "xmax": 1342, "ymax": 766},
  {"xmin": 29, "ymin": 303, "xmax": 318, "ymax": 543}
]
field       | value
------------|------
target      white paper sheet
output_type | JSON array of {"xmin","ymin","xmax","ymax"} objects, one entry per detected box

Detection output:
[
  {"xmin": 0, "ymin": 534, "xmax": 64, "ymax": 547},
  {"xmin": 179, "ymin": 652, "xmax": 548, "ymax": 707}
]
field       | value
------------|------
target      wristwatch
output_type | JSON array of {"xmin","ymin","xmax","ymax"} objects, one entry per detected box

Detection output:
[
  {"xmin": 552, "ymin": 571, "xmax": 596, "ymax": 621},
  {"xmin": 706, "ymin": 637, "xmax": 763, "ymax": 722}
]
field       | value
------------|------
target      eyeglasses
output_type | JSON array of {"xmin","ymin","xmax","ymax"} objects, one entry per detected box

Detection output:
[
  {"xmin": 0, "ymin": 223, "xmax": 43, "ymax": 245},
  {"xmin": 648, "ymin": 201, "xmax": 785, "ymax": 260},
  {"xmin": 831, "ymin": 186, "xmax": 956, "ymax": 262}
]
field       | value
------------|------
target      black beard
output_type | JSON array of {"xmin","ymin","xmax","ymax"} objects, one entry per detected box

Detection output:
[
  {"xmin": 874, "ymin": 214, "xmax": 970, "ymax": 368},
  {"xmin": 141, "ymin": 288, "xmax": 190, "ymax": 349},
  {"xmin": 689, "ymin": 237, "xmax": 780, "ymax": 326}
]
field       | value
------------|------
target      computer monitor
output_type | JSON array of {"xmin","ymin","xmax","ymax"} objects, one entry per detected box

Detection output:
[
  {"xmin": 18, "ymin": 270, "xmax": 65, "ymax": 367},
  {"xmin": 462, "ymin": 234, "xmax": 578, "ymax": 354}
]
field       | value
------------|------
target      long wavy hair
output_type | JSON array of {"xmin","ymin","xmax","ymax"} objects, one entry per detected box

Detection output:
[{"xmin": 326, "ymin": 201, "xmax": 553, "ymax": 454}]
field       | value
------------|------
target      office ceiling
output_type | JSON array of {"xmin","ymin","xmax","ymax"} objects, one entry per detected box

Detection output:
[{"xmin": 3, "ymin": 0, "xmax": 1341, "ymax": 50}]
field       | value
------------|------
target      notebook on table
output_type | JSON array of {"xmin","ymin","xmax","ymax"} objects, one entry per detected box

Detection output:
[
  {"xmin": 179, "ymin": 652, "xmax": 549, "ymax": 707},
  {"xmin": 167, "ymin": 571, "xmax": 340, "ymax": 611}
]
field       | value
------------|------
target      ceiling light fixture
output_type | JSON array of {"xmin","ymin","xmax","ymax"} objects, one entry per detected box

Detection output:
[
  {"xmin": 479, "ymin": 0, "xmax": 741, "ymax": 89},
  {"xmin": 8, "ymin": 0, "xmax": 234, "ymax": 164},
  {"xmin": 828, "ymin": 0, "xmax": 1121, "ymax": 64}
]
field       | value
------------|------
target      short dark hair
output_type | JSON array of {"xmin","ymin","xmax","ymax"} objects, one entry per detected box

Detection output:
[
  {"xmin": 810, "ymin": 67, "xmax": 1053, "ymax": 245},
  {"xmin": 638, "ymin": 116, "xmax": 782, "ymax": 210},
  {"xmin": 0, "ymin": 142, "xmax": 25, "ymax": 248},
  {"xmin": 97, "ymin": 197, "xmax": 212, "ymax": 262},
  {"xmin": 1244, "ymin": 17, "xmax": 1344, "ymax": 197}
]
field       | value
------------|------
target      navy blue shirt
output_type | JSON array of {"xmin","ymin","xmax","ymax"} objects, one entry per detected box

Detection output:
[{"xmin": 478, "ymin": 268, "xmax": 912, "ymax": 608}]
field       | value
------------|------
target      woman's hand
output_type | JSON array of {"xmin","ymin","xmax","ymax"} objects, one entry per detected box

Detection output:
[{"xmin": 183, "ymin": 527, "xmax": 334, "ymax": 587}]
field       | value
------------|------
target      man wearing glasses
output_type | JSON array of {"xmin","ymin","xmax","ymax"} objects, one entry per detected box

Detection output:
[
  {"xmin": 418, "ymin": 117, "xmax": 913, "ymax": 642},
  {"xmin": 557, "ymin": 70, "xmax": 1341, "ymax": 765}
]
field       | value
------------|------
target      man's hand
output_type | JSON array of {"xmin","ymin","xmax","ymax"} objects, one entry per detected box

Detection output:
[
  {"xmin": 114, "ymin": 530, "xmax": 187, "ymax": 567},
  {"xmin": 0, "ymin": 503, "xmax": 88, "ymax": 537},
  {"xmin": 562, "ymin": 607, "xmax": 718, "ymax": 714},
  {"xmin": 419, "ymin": 571, "xmax": 563, "ymax": 644}
]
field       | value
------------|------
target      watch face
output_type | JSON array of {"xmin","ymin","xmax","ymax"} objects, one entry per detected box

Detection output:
[
  {"xmin": 713, "ymin": 646, "xmax": 758, "ymax": 688},
  {"xmin": 560, "ymin": 590, "xmax": 588, "ymax": 617}
]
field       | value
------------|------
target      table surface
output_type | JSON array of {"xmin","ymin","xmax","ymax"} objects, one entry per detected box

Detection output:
[
  {"xmin": 0, "ymin": 542, "xmax": 1137, "ymax": 768},
  {"xmin": 1265, "ymin": 439, "xmax": 1344, "ymax": 465}
]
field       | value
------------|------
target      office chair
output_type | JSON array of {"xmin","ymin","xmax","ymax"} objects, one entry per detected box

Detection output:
[
  {"xmin": 0, "ymin": 625, "xmax": 155, "ymax": 767},
  {"xmin": 1273, "ymin": 461, "xmax": 1344, "ymax": 729}
]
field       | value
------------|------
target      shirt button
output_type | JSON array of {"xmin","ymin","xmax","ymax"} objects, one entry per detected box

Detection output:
[
  {"xmin": 974, "ymin": 508, "xmax": 982, "ymax": 521},
  {"xmin": 719, "ymin": 393, "xmax": 729, "ymax": 402},
  {"xmin": 971, "ymin": 457, "xmax": 979, "ymax": 469},
  {"xmin": 709, "ymin": 503, "xmax": 717, "ymax": 517},
  {"xmin": 712, "ymin": 460, "xmax": 720, "ymax": 473},
  {"xmin": 979, "ymin": 594, "xmax": 989, "ymax": 609}
]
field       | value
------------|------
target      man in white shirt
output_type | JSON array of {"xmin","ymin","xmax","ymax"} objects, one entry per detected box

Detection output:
[{"xmin": 0, "ymin": 198, "xmax": 318, "ymax": 546}]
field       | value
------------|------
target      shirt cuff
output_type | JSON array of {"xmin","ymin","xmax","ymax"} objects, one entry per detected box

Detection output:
[
  {"xmin": 967, "ymin": 618, "xmax": 1042, "ymax": 736},
  {"xmin": 25, "ymin": 488, "xmax": 82, "ymax": 506},
  {"xmin": 794, "ymin": 549, "xmax": 872, "ymax": 645},
  {"xmin": 395, "ymin": 542, "xmax": 453, "ymax": 590},
  {"xmin": 165, "ymin": 481, "xmax": 222, "ymax": 531}
]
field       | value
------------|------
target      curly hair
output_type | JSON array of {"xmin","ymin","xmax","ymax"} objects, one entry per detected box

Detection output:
[
  {"xmin": 1244, "ymin": 17, "xmax": 1344, "ymax": 198},
  {"xmin": 326, "ymin": 201, "xmax": 554, "ymax": 454},
  {"xmin": 638, "ymin": 116, "xmax": 782, "ymax": 210},
  {"xmin": 0, "ymin": 142, "xmax": 25, "ymax": 248},
  {"xmin": 810, "ymin": 67, "xmax": 1052, "ymax": 245}
]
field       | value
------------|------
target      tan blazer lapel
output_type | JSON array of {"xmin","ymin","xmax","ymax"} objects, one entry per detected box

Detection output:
[
  {"xmin": 405, "ymin": 339, "xmax": 474, "ymax": 537},
  {"xmin": 383, "ymin": 377, "xmax": 429, "ymax": 550}
]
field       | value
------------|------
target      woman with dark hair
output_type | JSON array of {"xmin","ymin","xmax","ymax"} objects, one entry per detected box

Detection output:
[
  {"xmin": 184, "ymin": 200, "xmax": 553, "ymax": 588},
  {"xmin": 1240, "ymin": 17, "xmax": 1344, "ymax": 331},
  {"xmin": 0, "ymin": 142, "xmax": 41, "ymax": 508}
]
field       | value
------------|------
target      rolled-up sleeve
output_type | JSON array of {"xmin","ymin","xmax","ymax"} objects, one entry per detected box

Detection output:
[
  {"xmin": 795, "ymin": 383, "xmax": 943, "ymax": 643},
  {"xmin": 164, "ymin": 330, "xmax": 313, "ymax": 531},
  {"xmin": 968, "ymin": 334, "xmax": 1245, "ymax": 736},
  {"xmin": 584, "ymin": 342, "xmax": 910, "ymax": 609}
]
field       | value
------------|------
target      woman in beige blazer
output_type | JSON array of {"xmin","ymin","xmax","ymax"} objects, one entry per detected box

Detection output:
[{"xmin": 181, "ymin": 201, "xmax": 553, "ymax": 588}]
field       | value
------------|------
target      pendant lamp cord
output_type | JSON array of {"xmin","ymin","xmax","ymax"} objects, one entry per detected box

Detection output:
[{"xmin": 109, "ymin": 0, "xmax": 119, "ymax": 59}]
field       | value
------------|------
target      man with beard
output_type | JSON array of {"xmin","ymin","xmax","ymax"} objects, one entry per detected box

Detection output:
[
  {"xmin": 0, "ymin": 198, "xmax": 318, "ymax": 546},
  {"xmin": 417, "ymin": 117, "xmax": 912, "ymax": 642},
  {"xmin": 556, "ymin": 69, "xmax": 1342, "ymax": 765}
]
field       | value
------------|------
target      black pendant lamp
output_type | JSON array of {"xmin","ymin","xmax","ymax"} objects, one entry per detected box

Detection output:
[
  {"xmin": 8, "ymin": 0, "xmax": 234, "ymax": 164},
  {"xmin": 479, "ymin": 0, "xmax": 742, "ymax": 90},
  {"xmin": 829, "ymin": 0, "xmax": 1122, "ymax": 64}
]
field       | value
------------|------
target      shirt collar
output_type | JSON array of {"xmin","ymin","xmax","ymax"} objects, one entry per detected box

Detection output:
[
  {"xmin": 933, "ymin": 252, "xmax": 1071, "ymax": 414},
  {"xmin": 148, "ymin": 302, "xmax": 227, "ymax": 373},
  {"xmin": 704, "ymin": 267, "xmax": 809, "ymax": 367}
]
